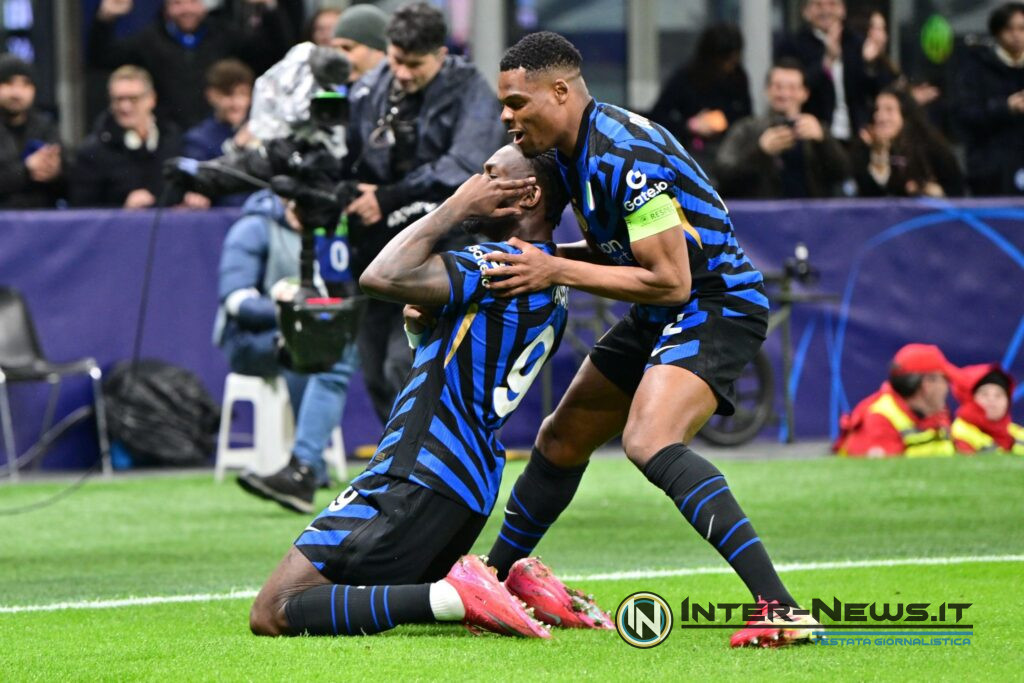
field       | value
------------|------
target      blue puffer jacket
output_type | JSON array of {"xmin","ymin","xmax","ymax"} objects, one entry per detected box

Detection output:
[{"xmin": 213, "ymin": 189, "xmax": 300, "ymax": 346}]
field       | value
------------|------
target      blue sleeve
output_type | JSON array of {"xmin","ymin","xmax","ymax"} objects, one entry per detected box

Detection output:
[
  {"xmin": 439, "ymin": 243, "xmax": 506, "ymax": 314},
  {"xmin": 218, "ymin": 216, "xmax": 269, "ymax": 300},
  {"xmin": 218, "ymin": 216, "xmax": 279, "ymax": 330}
]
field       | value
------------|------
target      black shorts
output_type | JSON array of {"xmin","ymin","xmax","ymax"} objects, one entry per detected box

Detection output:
[
  {"xmin": 588, "ymin": 298, "xmax": 767, "ymax": 416},
  {"xmin": 294, "ymin": 473, "xmax": 487, "ymax": 585}
]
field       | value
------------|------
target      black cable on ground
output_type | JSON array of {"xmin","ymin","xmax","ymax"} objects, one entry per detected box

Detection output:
[
  {"xmin": 0, "ymin": 406, "xmax": 92, "ymax": 478},
  {"xmin": 0, "ymin": 459, "xmax": 101, "ymax": 516}
]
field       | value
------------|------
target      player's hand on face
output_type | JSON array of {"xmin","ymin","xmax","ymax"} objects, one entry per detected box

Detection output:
[
  {"xmin": 482, "ymin": 236, "xmax": 557, "ymax": 297},
  {"xmin": 446, "ymin": 173, "xmax": 535, "ymax": 221},
  {"xmin": 403, "ymin": 304, "xmax": 436, "ymax": 334}
]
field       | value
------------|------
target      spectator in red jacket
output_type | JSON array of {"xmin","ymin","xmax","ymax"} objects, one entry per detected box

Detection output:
[
  {"xmin": 950, "ymin": 364, "xmax": 1024, "ymax": 454},
  {"xmin": 834, "ymin": 343, "xmax": 956, "ymax": 457}
]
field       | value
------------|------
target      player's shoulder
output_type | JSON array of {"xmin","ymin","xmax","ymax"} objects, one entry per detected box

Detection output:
[
  {"xmin": 591, "ymin": 103, "xmax": 677, "ymax": 155},
  {"xmin": 452, "ymin": 241, "xmax": 553, "ymax": 260},
  {"xmin": 588, "ymin": 104, "xmax": 684, "ymax": 179}
]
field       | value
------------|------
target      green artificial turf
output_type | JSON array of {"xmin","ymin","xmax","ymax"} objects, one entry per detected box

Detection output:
[{"xmin": 1, "ymin": 456, "xmax": 1021, "ymax": 681}]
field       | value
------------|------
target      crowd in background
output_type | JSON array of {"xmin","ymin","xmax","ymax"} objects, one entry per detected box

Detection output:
[
  {"xmin": 1, "ymin": 1, "xmax": 1024, "ymax": 210},
  {"xmin": 649, "ymin": 0, "xmax": 1024, "ymax": 200}
]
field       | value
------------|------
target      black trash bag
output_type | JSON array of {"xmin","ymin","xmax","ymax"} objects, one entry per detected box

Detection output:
[{"xmin": 103, "ymin": 359, "xmax": 220, "ymax": 467}]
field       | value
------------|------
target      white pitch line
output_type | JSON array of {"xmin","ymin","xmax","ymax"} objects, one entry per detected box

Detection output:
[
  {"xmin": 0, "ymin": 589, "xmax": 258, "ymax": 614},
  {"xmin": 560, "ymin": 553, "xmax": 1024, "ymax": 582},
  {"xmin": 2, "ymin": 554, "xmax": 1022, "ymax": 615}
]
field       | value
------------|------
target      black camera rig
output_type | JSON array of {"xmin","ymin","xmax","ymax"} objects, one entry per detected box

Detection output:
[{"xmin": 164, "ymin": 48, "xmax": 367, "ymax": 374}]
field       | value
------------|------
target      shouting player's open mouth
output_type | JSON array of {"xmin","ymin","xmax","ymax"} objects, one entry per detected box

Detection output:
[{"xmin": 508, "ymin": 128, "xmax": 526, "ymax": 145}]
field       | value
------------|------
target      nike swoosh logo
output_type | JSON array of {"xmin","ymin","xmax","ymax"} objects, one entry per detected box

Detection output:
[
  {"xmin": 652, "ymin": 344, "xmax": 679, "ymax": 356},
  {"xmin": 504, "ymin": 508, "xmax": 519, "ymax": 516}
]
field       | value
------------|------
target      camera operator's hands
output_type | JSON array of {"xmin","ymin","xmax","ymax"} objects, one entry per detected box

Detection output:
[
  {"xmin": 346, "ymin": 184, "xmax": 382, "ymax": 225},
  {"xmin": 445, "ymin": 173, "xmax": 536, "ymax": 221},
  {"xmin": 270, "ymin": 277, "xmax": 301, "ymax": 303}
]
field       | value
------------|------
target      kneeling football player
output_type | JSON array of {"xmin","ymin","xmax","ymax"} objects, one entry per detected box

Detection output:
[{"xmin": 248, "ymin": 145, "xmax": 610, "ymax": 638}]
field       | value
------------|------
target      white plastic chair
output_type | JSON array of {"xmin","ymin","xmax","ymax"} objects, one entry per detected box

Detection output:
[{"xmin": 214, "ymin": 373, "xmax": 346, "ymax": 482}]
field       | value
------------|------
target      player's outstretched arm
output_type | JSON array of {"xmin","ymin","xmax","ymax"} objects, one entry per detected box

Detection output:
[
  {"xmin": 359, "ymin": 174, "xmax": 535, "ymax": 306},
  {"xmin": 485, "ymin": 226, "xmax": 691, "ymax": 306}
]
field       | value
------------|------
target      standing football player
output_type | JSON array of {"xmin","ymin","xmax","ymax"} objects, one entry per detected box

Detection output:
[
  {"xmin": 248, "ymin": 145, "xmax": 610, "ymax": 639},
  {"xmin": 483, "ymin": 32, "xmax": 816, "ymax": 648}
]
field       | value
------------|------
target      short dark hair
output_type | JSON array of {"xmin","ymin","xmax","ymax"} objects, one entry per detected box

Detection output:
[
  {"xmin": 766, "ymin": 57, "xmax": 806, "ymax": 86},
  {"xmin": 387, "ymin": 2, "xmax": 447, "ymax": 54},
  {"xmin": 529, "ymin": 151, "xmax": 569, "ymax": 225},
  {"xmin": 989, "ymin": 2, "xmax": 1024, "ymax": 37},
  {"xmin": 205, "ymin": 59, "xmax": 254, "ymax": 93},
  {"xmin": 500, "ymin": 31, "xmax": 582, "ymax": 73},
  {"xmin": 889, "ymin": 370, "xmax": 924, "ymax": 398}
]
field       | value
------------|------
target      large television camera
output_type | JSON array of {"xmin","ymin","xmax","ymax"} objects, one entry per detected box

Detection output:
[{"xmin": 166, "ymin": 43, "xmax": 364, "ymax": 374}]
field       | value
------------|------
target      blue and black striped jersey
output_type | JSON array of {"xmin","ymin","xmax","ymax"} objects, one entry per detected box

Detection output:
[
  {"xmin": 557, "ymin": 100, "xmax": 767, "ymax": 324},
  {"xmin": 351, "ymin": 241, "xmax": 569, "ymax": 515}
]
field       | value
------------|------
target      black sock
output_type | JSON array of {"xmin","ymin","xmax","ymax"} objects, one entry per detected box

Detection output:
[
  {"xmin": 643, "ymin": 443, "xmax": 795, "ymax": 606},
  {"xmin": 284, "ymin": 584, "xmax": 433, "ymax": 636},
  {"xmin": 487, "ymin": 447, "xmax": 588, "ymax": 579}
]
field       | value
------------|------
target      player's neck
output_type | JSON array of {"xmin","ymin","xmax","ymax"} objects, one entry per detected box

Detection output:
[
  {"xmin": 508, "ymin": 220, "xmax": 550, "ymax": 244},
  {"xmin": 556, "ymin": 96, "xmax": 591, "ymax": 157}
]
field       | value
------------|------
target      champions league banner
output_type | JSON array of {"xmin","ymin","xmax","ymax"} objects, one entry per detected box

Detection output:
[
  {"xmin": 727, "ymin": 198, "xmax": 1024, "ymax": 443},
  {"xmin": 2, "ymin": 198, "xmax": 1022, "ymax": 468}
]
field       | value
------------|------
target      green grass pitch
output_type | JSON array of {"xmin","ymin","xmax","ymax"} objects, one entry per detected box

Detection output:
[{"xmin": 1, "ymin": 455, "xmax": 1021, "ymax": 681}]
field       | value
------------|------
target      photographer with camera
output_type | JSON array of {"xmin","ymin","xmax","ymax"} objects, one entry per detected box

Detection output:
[
  {"xmin": 342, "ymin": 2, "xmax": 507, "ymax": 423},
  {"xmin": 716, "ymin": 59, "xmax": 849, "ymax": 199},
  {"xmin": 162, "ymin": 41, "xmax": 366, "ymax": 512},
  {"xmin": 215, "ymin": 189, "xmax": 358, "ymax": 513}
]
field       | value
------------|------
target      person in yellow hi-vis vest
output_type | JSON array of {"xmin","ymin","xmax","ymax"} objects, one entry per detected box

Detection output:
[
  {"xmin": 834, "ymin": 343, "xmax": 956, "ymax": 457},
  {"xmin": 950, "ymin": 364, "xmax": 1024, "ymax": 455}
]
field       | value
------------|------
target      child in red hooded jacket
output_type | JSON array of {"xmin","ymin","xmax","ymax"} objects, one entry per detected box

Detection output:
[{"xmin": 950, "ymin": 365, "xmax": 1024, "ymax": 455}]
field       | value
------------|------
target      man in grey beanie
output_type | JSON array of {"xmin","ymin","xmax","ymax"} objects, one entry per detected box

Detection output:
[{"xmin": 331, "ymin": 4, "xmax": 389, "ymax": 82}]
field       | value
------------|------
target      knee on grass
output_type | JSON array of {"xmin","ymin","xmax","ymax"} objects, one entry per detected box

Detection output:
[{"xmin": 249, "ymin": 595, "xmax": 291, "ymax": 637}]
